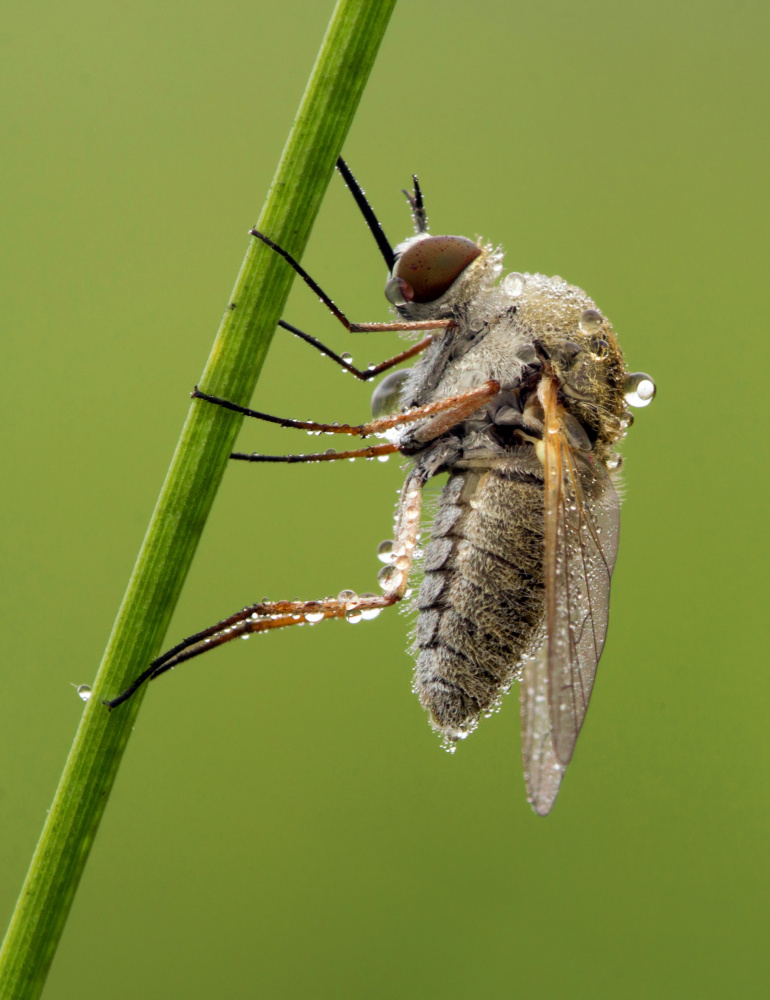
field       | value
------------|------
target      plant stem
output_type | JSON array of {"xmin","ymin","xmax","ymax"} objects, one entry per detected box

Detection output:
[{"xmin": 0, "ymin": 2, "xmax": 397, "ymax": 996}]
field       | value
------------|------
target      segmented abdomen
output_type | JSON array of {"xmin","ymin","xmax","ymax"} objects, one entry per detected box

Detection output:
[{"xmin": 414, "ymin": 468, "xmax": 546, "ymax": 739}]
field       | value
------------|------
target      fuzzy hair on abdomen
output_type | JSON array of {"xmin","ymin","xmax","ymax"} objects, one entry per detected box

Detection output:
[{"xmin": 413, "ymin": 468, "xmax": 546, "ymax": 739}]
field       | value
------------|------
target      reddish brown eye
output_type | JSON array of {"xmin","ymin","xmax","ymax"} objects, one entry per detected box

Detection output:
[{"xmin": 393, "ymin": 236, "xmax": 482, "ymax": 304}]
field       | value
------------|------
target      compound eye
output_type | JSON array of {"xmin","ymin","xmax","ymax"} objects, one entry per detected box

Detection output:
[{"xmin": 392, "ymin": 236, "xmax": 482, "ymax": 304}]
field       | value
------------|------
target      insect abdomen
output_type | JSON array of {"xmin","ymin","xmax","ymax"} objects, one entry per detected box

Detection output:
[{"xmin": 414, "ymin": 467, "xmax": 546, "ymax": 740}]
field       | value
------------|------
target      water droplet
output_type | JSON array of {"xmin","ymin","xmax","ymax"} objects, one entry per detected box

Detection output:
[
  {"xmin": 377, "ymin": 539, "xmax": 394, "ymax": 563},
  {"xmin": 606, "ymin": 453, "xmax": 622, "ymax": 471},
  {"xmin": 337, "ymin": 589, "xmax": 358, "ymax": 603},
  {"xmin": 305, "ymin": 612, "xmax": 324, "ymax": 624},
  {"xmin": 623, "ymin": 372, "xmax": 656, "ymax": 407},
  {"xmin": 371, "ymin": 369, "xmax": 411, "ymax": 418},
  {"xmin": 579, "ymin": 309, "xmax": 603, "ymax": 334},
  {"xmin": 345, "ymin": 609, "xmax": 362, "ymax": 623},
  {"xmin": 240, "ymin": 633, "xmax": 250, "ymax": 640},
  {"xmin": 341, "ymin": 352, "xmax": 353, "ymax": 364},
  {"xmin": 377, "ymin": 565, "xmax": 403, "ymax": 591},
  {"xmin": 377, "ymin": 453, "xmax": 390, "ymax": 463},
  {"xmin": 75, "ymin": 684, "xmax": 91, "ymax": 702},
  {"xmin": 503, "ymin": 272, "xmax": 525, "ymax": 297}
]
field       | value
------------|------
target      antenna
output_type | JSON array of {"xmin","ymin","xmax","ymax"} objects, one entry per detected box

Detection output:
[{"xmin": 402, "ymin": 175, "xmax": 428, "ymax": 235}]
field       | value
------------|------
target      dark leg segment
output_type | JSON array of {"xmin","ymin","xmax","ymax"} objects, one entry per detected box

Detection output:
[
  {"xmin": 248, "ymin": 228, "xmax": 454, "ymax": 335},
  {"xmin": 193, "ymin": 380, "xmax": 501, "ymax": 441},
  {"xmin": 230, "ymin": 443, "xmax": 397, "ymax": 464},
  {"xmin": 335, "ymin": 157, "xmax": 395, "ymax": 271},
  {"xmin": 279, "ymin": 320, "xmax": 433, "ymax": 381}
]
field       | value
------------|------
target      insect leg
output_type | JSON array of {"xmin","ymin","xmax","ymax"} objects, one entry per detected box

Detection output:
[
  {"xmin": 230, "ymin": 443, "xmax": 398, "ymax": 464},
  {"xmin": 193, "ymin": 380, "xmax": 500, "ymax": 443},
  {"xmin": 279, "ymin": 320, "xmax": 433, "ymax": 381},
  {"xmin": 104, "ymin": 472, "xmax": 425, "ymax": 709},
  {"xmin": 248, "ymin": 228, "xmax": 453, "ymax": 336},
  {"xmin": 191, "ymin": 388, "xmax": 375, "ymax": 437},
  {"xmin": 225, "ymin": 379, "xmax": 501, "ymax": 466},
  {"xmin": 335, "ymin": 157, "xmax": 395, "ymax": 270}
]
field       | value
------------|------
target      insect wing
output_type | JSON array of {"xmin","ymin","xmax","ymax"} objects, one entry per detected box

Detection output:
[
  {"xmin": 540, "ymin": 377, "xmax": 621, "ymax": 768},
  {"xmin": 521, "ymin": 641, "xmax": 565, "ymax": 815}
]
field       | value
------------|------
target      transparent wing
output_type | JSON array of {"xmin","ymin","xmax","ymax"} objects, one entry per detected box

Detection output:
[
  {"xmin": 540, "ymin": 376, "xmax": 620, "ymax": 768},
  {"xmin": 520, "ymin": 641, "xmax": 565, "ymax": 816}
]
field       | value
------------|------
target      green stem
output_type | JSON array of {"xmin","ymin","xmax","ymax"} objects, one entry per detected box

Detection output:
[{"xmin": 0, "ymin": 2, "xmax": 397, "ymax": 996}]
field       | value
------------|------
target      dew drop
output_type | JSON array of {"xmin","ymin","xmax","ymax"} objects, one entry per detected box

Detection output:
[
  {"xmin": 623, "ymin": 372, "xmax": 656, "ymax": 407},
  {"xmin": 305, "ymin": 611, "xmax": 325, "ymax": 623},
  {"xmin": 240, "ymin": 633, "xmax": 250, "ymax": 640},
  {"xmin": 377, "ymin": 539, "xmax": 394, "ymax": 563},
  {"xmin": 337, "ymin": 589, "xmax": 358, "ymax": 603},
  {"xmin": 371, "ymin": 369, "xmax": 411, "ymax": 418},
  {"xmin": 579, "ymin": 309, "xmax": 603, "ymax": 334},
  {"xmin": 345, "ymin": 609, "xmax": 362, "ymax": 623},
  {"xmin": 503, "ymin": 272, "xmax": 525, "ymax": 297},
  {"xmin": 590, "ymin": 337, "xmax": 609, "ymax": 359},
  {"xmin": 378, "ymin": 565, "xmax": 403, "ymax": 591},
  {"xmin": 377, "ymin": 453, "xmax": 390, "ymax": 463},
  {"xmin": 75, "ymin": 684, "xmax": 91, "ymax": 702},
  {"xmin": 606, "ymin": 453, "xmax": 622, "ymax": 471},
  {"xmin": 341, "ymin": 352, "xmax": 353, "ymax": 364}
]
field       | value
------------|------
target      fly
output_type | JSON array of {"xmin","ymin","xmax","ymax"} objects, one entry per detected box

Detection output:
[{"xmin": 106, "ymin": 158, "xmax": 656, "ymax": 815}]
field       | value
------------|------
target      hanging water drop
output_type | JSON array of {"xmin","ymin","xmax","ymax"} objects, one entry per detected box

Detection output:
[
  {"xmin": 377, "ymin": 539, "xmax": 394, "ymax": 563},
  {"xmin": 378, "ymin": 565, "xmax": 403, "ymax": 591},
  {"xmin": 623, "ymin": 372, "xmax": 656, "ymax": 407}
]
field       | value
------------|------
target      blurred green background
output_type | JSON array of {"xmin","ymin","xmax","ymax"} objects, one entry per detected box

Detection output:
[{"xmin": 1, "ymin": 1, "xmax": 768, "ymax": 997}]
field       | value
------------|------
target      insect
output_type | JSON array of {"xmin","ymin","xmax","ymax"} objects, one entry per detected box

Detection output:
[{"xmin": 106, "ymin": 159, "xmax": 656, "ymax": 815}]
